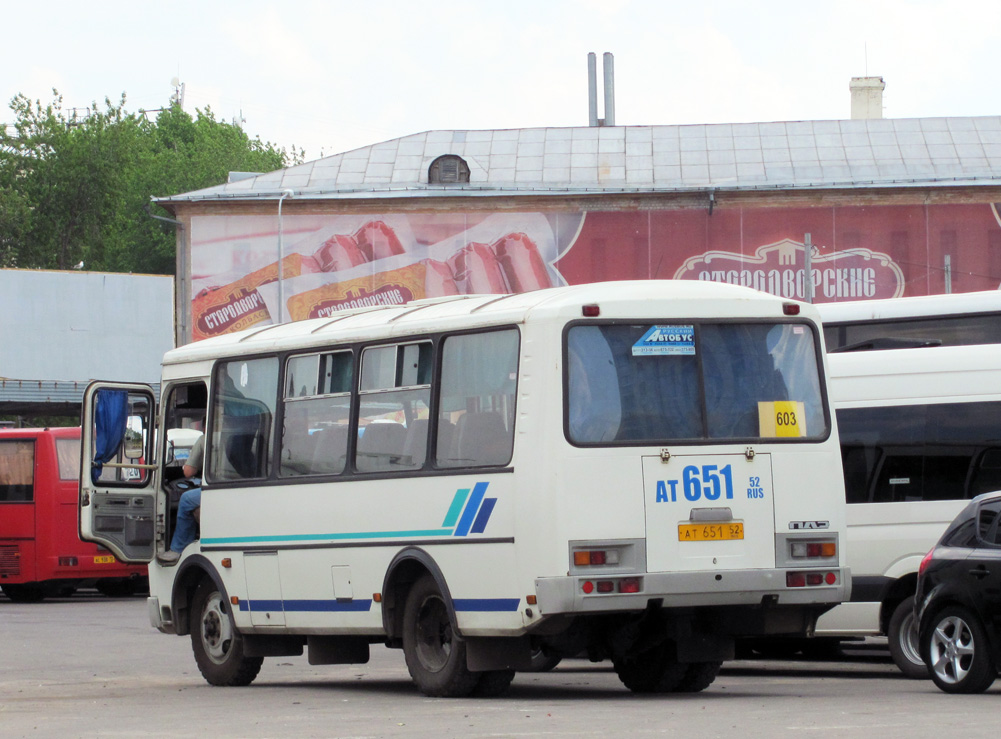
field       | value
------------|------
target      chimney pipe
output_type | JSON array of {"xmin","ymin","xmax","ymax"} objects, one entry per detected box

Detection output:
[
  {"xmin": 849, "ymin": 76, "xmax": 885, "ymax": 119},
  {"xmin": 602, "ymin": 52, "xmax": 615, "ymax": 127},
  {"xmin": 588, "ymin": 53, "xmax": 599, "ymax": 127}
]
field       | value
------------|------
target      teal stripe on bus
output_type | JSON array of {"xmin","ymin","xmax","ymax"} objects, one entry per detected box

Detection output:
[
  {"xmin": 441, "ymin": 488, "xmax": 469, "ymax": 527},
  {"xmin": 202, "ymin": 529, "xmax": 453, "ymax": 545}
]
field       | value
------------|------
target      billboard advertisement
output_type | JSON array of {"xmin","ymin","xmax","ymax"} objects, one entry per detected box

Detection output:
[{"xmin": 189, "ymin": 203, "xmax": 1001, "ymax": 341}]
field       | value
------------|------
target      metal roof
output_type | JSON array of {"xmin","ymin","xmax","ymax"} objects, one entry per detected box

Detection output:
[{"xmin": 155, "ymin": 116, "xmax": 1001, "ymax": 205}]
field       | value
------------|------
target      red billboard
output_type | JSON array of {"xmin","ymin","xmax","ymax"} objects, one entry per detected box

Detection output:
[{"xmin": 188, "ymin": 203, "xmax": 1001, "ymax": 341}]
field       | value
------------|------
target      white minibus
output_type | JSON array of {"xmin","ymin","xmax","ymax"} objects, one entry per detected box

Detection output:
[
  {"xmin": 812, "ymin": 343, "xmax": 1001, "ymax": 676},
  {"xmin": 79, "ymin": 280, "xmax": 849, "ymax": 696},
  {"xmin": 819, "ymin": 290, "xmax": 1001, "ymax": 352}
]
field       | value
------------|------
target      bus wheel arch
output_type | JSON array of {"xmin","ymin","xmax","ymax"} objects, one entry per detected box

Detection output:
[
  {"xmin": 171, "ymin": 556, "xmax": 228, "ymax": 636},
  {"xmin": 381, "ymin": 548, "xmax": 457, "ymax": 646}
]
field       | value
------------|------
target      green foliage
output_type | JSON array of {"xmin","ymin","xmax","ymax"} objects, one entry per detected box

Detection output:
[{"xmin": 0, "ymin": 91, "xmax": 296, "ymax": 274}]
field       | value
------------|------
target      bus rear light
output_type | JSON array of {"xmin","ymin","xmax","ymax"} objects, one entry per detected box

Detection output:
[
  {"xmin": 787, "ymin": 571, "xmax": 838, "ymax": 588},
  {"xmin": 582, "ymin": 581, "xmax": 594, "ymax": 594},
  {"xmin": 790, "ymin": 541, "xmax": 836, "ymax": 559},
  {"xmin": 782, "ymin": 303, "xmax": 800, "ymax": 315},
  {"xmin": 573, "ymin": 549, "xmax": 619, "ymax": 566},
  {"xmin": 618, "ymin": 577, "xmax": 641, "ymax": 594},
  {"xmin": 58, "ymin": 557, "xmax": 78, "ymax": 567},
  {"xmin": 596, "ymin": 580, "xmax": 614, "ymax": 593},
  {"xmin": 582, "ymin": 304, "xmax": 600, "ymax": 317}
]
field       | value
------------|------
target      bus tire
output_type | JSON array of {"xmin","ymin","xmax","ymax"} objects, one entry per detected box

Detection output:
[
  {"xmin": 402, "ymin": 574, "xmax": 479, "ymax": 697},
  {"xmin": 888, "ymin": 596, "xmax": 928, "ymax": 679},
  {"xmin": 612, "ymin": 643, "xmax": 687, "ymax": 693},
  {"xmin": 190, "ymin": 579, "xmax": 263, "ymax": 687},
  {"xmin": 472, "ymin": 669, "xmax": 516, "ymax": 696},
  {"xmin": 526, "ymin": 645, "xmax": 563, "ymax": 672},
  {"xmin": 675, "ymin": 661, "xmax": 723, "ymax": 693},
  {"xmin": 2, "ymin": 584, "xmax": 46, "ymax": 603}
]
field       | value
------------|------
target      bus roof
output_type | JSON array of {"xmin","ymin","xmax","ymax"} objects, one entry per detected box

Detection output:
[
  {"xmin": 816, "ymin": 290, "xmax": 1001, "ymax": 325},
  {"xmin": 165, "ymin": 280, "xmax": 815, "ymax": 366},
  {"xmin": 828, "ymin": 343, "xmax": 1001, "ymax": 406}
]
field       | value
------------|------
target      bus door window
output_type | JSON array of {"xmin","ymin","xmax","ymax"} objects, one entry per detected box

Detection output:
[
  {"xmin": 0, "ymin": 440, "xmax": 34, "ymax": 502},
  {"xmin": 209, "ymin": 358, "xmax": 279, "ymax": 482},
  {"xmin": 281, "ymin": 351, "xmax": 353, "ymax": 477},
  {"xmin": 436, "ymin": 329, "xmax": 518, "ymax": 468},
  {"xmin": 90, "ymin": 389, "xmax": 153, "ymax": 485},
  {"xmin": 356, "ymin": 342, "xmax": 431, "ymax": 473}
]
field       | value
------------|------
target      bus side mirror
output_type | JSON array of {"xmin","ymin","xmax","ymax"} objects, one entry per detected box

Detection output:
[{"xmin": 123, "ymin": 415, "xmax": 145, "ymax": 459}]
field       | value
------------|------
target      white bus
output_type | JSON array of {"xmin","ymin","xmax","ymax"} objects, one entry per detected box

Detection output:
[
  {"xmin": 811, "ymin": 343, "xmax": 1001, "ymax": 676},
  {"xmin": 79, "ymin": 280, "xmax": 849, "ymax": 697},
  {"xmin": 819, "ymin": 290, "xmax": 1001, "ymax": 353}
]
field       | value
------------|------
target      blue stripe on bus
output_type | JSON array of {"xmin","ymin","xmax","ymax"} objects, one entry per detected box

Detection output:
[
  {"xmin": 454, "ymin": 482, "xmax": 488, "ymax": 537},
  {"xmin": 202, "ymin": 529, "xmax": 452, "ymax": 545},
  {"xmin": 238, "ymin": 599, "xmax": 373, "ymax": 613},
  {"xmin": 470, "ymin": 498, "xmax": 496, "ymax": 534},
  {"xmin": 453, "ymin": 598, "xmax": 520, "ymax": 612},
  {"xmin": 441, "ymin": 488, "xmax": 469, "ymax": 528}
]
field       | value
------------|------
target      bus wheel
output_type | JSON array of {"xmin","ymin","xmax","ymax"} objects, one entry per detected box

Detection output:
[
  {"xmin": 525, "ymin": 645, "xmax": 563, "ymax": 672},
  {"xmin": 612, "ymin": 643, "xmax": 687, "ymax": 693},
  {"xmin": 402, "ymin": 574, "xmax": 479, "ymax": 697},
  {"xmin": 1, "ymin": 584, "xmax": 45, "ymax": 603},
  {"xmin": 888, "ymin": 596, "xmax": 928, "ymax": 678},
  {"xmin": 675, "ymin": 661, "xmax": 723, "ymax": 693},
  {"xmin": 190, "ymin": 580, "xmax": 263, "ymax": 686},
  {"xmin": 472, "ymin": 669, "xmax": 515, "ymax": 696}
]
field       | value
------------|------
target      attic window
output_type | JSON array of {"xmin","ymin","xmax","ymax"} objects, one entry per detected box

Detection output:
[{"xmin": 428, "ymin": 155, "xmax": 470, "ymax": 184}]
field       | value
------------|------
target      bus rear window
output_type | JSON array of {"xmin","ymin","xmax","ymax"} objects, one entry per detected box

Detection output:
[
  {"xmin": 0, "ymin": 440, "xmax": 34, "ymax": 502},
  {"xmin": 566, "ymin": 322, "xmax": 826, "ymax": 444}
]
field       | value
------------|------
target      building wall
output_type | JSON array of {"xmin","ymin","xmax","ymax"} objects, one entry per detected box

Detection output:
[{"xmin": 0, "ymin": 269, "xmax": 174, "ymax": 383}]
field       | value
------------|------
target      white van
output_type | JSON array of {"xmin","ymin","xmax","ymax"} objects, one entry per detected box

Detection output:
[{"xmin": 814, "ymin": 343, "xmax": 1001, "ymax": 676}]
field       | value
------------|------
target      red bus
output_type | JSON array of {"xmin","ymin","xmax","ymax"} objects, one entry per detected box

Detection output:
[{"xmin": 0, "ymin": 427, "xmax": 147, "ymax": 602}]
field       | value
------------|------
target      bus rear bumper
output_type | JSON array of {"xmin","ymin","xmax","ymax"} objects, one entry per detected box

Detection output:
[{"xmin": 535, "ymin": 567, "xmax": 852, "ymax": 616}]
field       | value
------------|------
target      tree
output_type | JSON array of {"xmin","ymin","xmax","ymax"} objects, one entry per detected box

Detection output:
[{"xmin": 0, "ymin": 91, "xmax": 297, "ymax": 274}]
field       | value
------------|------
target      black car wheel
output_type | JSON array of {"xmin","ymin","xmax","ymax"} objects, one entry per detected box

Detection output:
[{"xmin": 925, "ymin": 606, "xmax": 997, "ymax": 694}]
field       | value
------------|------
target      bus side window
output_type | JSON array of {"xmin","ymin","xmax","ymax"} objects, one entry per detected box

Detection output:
[
  {"xmin": 969, "ymin": 449, "xmax": 1001, "ymax": 499},
  {"xmin": 355, "ymin": 342, "xmax": 430, "ymax": 473},
  {"xmin": 281, "ymin": 350, "xmax": 353, "ymax": 478},
  {"xmin": 0, "ymin": 440, "xmax": 34, "ymax": 502},
  {"xmin": 209, "ymin": 357, "xmax": 279, "ymax": 482},
  {"xmin": 437, "ymin": 329, "xmax": 518, "ymax": 468}
]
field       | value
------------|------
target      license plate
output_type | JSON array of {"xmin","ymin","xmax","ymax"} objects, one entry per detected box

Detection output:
[
  {"xmin": 93, "ymin": 555, "xmax": 116, "ymax": 564},
  {"xmin": 678, "ymin": 522, "xmax": 744, "ymax": 541}
]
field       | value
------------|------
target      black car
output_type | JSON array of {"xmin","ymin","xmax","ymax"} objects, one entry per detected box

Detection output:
[{"xmin": 916, "ymin": 490, "xmax": 1001, "ymax": 693}]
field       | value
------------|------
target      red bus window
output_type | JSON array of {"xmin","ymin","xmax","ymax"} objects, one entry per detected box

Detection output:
[
  {"xmin": 0, "ymin": 440, "xmax": 35, "ymax": 502},
  {"xmin": 55, "ymin": 438, "xmax": 82, "ymax": 481}
]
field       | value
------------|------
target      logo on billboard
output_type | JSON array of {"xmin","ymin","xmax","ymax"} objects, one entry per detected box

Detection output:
[{"xmin": 673, "ymin": 239, "xmax": 904, "ymax": 300}]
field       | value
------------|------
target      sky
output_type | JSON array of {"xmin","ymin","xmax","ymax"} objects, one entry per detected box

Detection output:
[{"xmin": 4, "ymin": 1, "xmax": 1001, "ymax": 162}]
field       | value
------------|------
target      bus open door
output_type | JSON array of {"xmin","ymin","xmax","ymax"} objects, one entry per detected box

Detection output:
[{"xmin": 79, "ymin": 382, "xmax": 157, "ymax": 563}]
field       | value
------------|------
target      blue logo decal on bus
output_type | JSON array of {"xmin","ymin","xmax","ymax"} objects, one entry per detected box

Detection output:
[{"xmin": 442, "ymin": 482, "xmax": 496, "ymax": 536}]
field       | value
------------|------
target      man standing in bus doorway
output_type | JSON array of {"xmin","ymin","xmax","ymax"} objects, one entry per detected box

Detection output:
[{"xmin": 161, "ymin": 434, "xmax": 203, "ymax": 563}]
